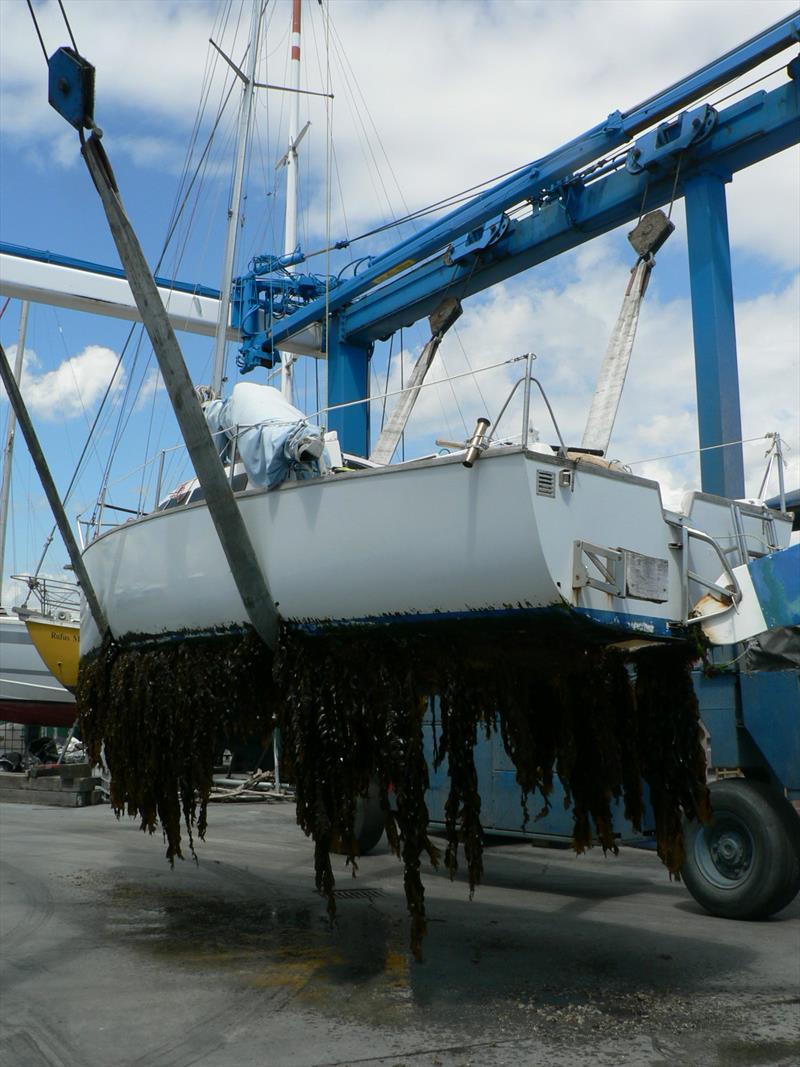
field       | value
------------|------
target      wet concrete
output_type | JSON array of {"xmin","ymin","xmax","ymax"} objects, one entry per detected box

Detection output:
[{"xmin": 1, "ymin": 801, "xmax": 798, "ymax": 1066}]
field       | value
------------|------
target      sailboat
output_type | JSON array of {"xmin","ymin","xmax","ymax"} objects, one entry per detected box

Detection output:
[
  {"xmin": 5, "ymin": 2, "xmax": 798, "ymax": 955},
  {"xmin": 0, "ymin": 304, "xmax": 77, "ymax": 729},
  {"xmin": 61, "ymin": 4, "xmax": 795, "ymax": 659}
]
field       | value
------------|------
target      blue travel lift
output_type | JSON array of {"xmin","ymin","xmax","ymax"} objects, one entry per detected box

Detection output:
[
  {"xmin": 21, "ymin": 13, "xmax": 800, "ymax": 917},
  {"xmin": 251, "ymin": 14, "xmax": 798, "ymax": 919},
  {"xmin": 301, "ymin": 16, "xmax": 800, "ymax": 918}
]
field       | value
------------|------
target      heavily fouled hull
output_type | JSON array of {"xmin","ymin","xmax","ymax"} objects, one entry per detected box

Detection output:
[{"xmin": 79, "ymin": 446, "xmax": 793, "ymax": 654}]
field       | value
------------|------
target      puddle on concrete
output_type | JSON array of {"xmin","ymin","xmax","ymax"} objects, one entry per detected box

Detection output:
[
  {"xmin": 65, "ymin": 868, "xmax": 421, "ymax": 1027},
  {"xmin": 57, "ymin": 864, "xmax": 794, "ymax": 1061}
]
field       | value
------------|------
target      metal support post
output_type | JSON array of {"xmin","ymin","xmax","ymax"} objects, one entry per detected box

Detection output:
[
  {"xmin": 80, "ymin": 132, "xmax": 277, "ymax": 647},
  {"xmin": 0, "ymin": 301, "xmax": 28, "ymax": 607},
  {"xmin": 326, "ymin": 316, "xmax": 371, "ymax": 457},
  {"xmin": 684, "ymin": 172, "xmax": 745, "ymax": 498}
]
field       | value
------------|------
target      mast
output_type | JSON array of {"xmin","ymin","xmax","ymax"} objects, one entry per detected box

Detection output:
[
  {"xmin": 210, "ymin": 0, "xmax": 262, "ymax": 398},
  {"xmin": 0, "ymin": 300, "xmax": 29, "ymax": 610},
  {"xmin": 280, "ymin": 0, "xmax": 303, "ymax": 403}
]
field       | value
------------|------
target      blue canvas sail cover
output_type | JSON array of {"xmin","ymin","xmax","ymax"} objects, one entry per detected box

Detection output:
[{"xmin": 204, "ymin": 382, "xmax": 327, "ymax": 489}]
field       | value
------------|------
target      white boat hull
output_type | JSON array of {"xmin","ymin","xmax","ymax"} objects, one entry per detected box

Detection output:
[{"xmin": 80, "ymin": 447, "xmax": 793, "ymax": 654}]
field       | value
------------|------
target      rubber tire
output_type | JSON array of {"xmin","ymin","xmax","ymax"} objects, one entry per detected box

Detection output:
[
  {"xmin": 681, "ymin": 778, "xmax": 800, "ymax": 920},
  {"xmin": 331, "ymin": 785, "xmax": 385, "ymax": 856}
]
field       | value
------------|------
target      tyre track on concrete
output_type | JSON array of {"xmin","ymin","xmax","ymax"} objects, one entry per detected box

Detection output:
[
  {"xmin": 125, "ymin": 974, "xmax": 315, "ymax": 1067},
  {"xmin": 110, "ymin": 858, "xmax": 331, "ymax": 1067},
  {"xmin": 0, "ymin": 860, "xmax": 55, "ymax": 957},
  {"xmin": 0, "ymin": 998, "xmax": 84, "ymax": 1067}
]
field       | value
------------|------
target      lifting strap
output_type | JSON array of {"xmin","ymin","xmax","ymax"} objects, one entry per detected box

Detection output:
[
  {"xmin": 582, "ymin": 208, "xmax": 674, "ymax": 456},
  {"xmin": 581, "ymin": 255, "xmax": 654, "ymax": 456},
  {"xmin": 370, "ymin": 298, "xmax": 462, "ymax": 465}
]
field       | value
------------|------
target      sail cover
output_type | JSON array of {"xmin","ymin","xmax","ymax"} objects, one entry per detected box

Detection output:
[{"xmin": 204, "ymin": 382, "xmax": 326, "ymax": 489}]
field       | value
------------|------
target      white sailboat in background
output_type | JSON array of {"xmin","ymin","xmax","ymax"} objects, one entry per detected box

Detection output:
[{"xmin": 0, "ymin": 303, "xmax": 77, "ymax": 730}]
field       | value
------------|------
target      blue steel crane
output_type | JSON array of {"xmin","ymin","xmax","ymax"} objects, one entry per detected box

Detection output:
[
  {"xmin": 230, "ymin": 12, "xmax": 799, "ymax": 500},
  {"xmin": 2, "ymin": 14, "xmax": 797, "ymax": 498}
]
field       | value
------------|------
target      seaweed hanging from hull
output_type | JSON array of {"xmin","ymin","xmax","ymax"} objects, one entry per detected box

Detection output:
[
  {"xmin": 78, "ymin": 630, "xmax": 273, "ymax": 862},
  {"xmin": 77, "ymin": 622, "xmax": 710, "ymax": 958}
]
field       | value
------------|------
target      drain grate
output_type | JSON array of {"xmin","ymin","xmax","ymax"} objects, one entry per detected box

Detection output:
[{"xmin": 331, "ymin": 887, "xmax": 384, "ymax": 900}]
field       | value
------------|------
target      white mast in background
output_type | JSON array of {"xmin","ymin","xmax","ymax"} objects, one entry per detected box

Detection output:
[
  {"xmin": 210, "ymin": 0, "xmax": 262, "ymax": 398},
  {"xmin": 280, "ymin": 0, "xmax": 305, "ymax": 404},
  {"xmin": 0, "ymin": 301, "xmax": 29, "ymax": 608}
]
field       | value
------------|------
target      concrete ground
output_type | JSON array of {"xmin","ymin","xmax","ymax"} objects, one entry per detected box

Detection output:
[{"xmin": 1, "ymin": 800, "xmax": 798, "ymax": 1067}]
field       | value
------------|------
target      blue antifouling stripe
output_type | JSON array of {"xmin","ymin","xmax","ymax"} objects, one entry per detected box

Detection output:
[{"xmin": 749, "ymin": 543, "xmax": 800, "ymax": 631}]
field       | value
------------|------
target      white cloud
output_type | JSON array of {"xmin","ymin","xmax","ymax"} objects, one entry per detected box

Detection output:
[
  {"xmin": 133, "ymin": 366, "xmax": 163, "ymax": 412},
  {"xmin": 727, "ymin": 150, "xmax": 800, "ymax": 273},
  {"xmin": 391, "ymin": 245, "xmax": 799, "ymax": 503},
  {"xmin": 1, "ymin": 343, "xmax": 125, "ymax": 421},
  {"xmin": 2, "ymin": 0, "xmax": 797, "ymax": 268}
]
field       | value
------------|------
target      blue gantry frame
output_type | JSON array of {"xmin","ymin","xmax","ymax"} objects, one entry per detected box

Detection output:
[
  {"xmin": 243, "ymin": 14, "xmax": 799, "ymax": 480},
  {"xmin": 23, "ymin": 16, "xmax": 800, "ymax": 482}
]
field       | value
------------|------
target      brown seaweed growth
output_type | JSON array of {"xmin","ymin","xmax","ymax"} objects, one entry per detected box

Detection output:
[
  {"xmin": 273, "ymin": 630, "xmax": 441, "ymax": 957},
  {"xmin": 274, "ymin": 627, "xmax": 710, "ymax": 958},
  {"xmin": 77, "ymin": 621, "xmax": 710, "ymax": 959},
  {"xmin": 78, "ymin": 630, "xmax": 273, "ymax": 862},
  {"xmin": 634, "ymin": 643, "xmax": 712, "ymax": 873}
]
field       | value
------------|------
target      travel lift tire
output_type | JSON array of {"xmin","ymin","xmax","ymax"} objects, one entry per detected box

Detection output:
[
  {"xmin": 331, "ymin": 784, "xmax": 385, "ymax": 856},
  {"xmin": 681, "ymin": 778, "xmax": 800, "ymax": 919}
]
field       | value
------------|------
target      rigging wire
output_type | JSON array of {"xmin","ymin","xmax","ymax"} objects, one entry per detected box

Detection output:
[
  {"xmin": 25, "ymin": 0, "xmax": 48, "ymax": 64},
  {"xmin": 627, "ymin": 434, "xmax": 770, "ymax": 467},
  {"xmin": 379, "ymin": 333, "xmax": 394, "ymax": 432},
  {"xmin": 323, "ymin": 0, "xmax": 332, "ymax": 403},
  {"xmin": 667, "ymin": 152, "xmax": 684, "ymax": 220},
  {"xmin": 307, "ymin": 7, "xmax": 350, "ymax": 249},
  {"xmin": 325, "ymin": 21, "xmax": 405, "ymax": 238},
  {"xmin": 56, "ymin": 0, "xmax": 78, "ymax": 53},
  {"xmin": 327, "ymin": 15, "xmax": 415, "ymax": 233},
  {"xmin": 99, "ymin": 13, "xmax": 248, "ymax": 488}
]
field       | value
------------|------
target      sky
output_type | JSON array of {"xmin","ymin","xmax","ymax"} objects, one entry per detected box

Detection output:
[{"xmin": 0, "ymin": 0, "xmax": 798, "ymax": 608}]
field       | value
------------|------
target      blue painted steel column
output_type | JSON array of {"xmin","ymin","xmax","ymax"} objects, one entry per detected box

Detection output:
[
  {"xmin": 326, "ymin": 315, "xmax": 371, "ymax": 456},
  {"xmin": 684, "ymin": 172, "xmax": 745, "ymax": 498}
]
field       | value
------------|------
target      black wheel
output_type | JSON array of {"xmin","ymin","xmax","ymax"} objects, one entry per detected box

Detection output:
[
  {"xmin": 330, "ymin": 784, "xmax": 385, "ymax": 856},
  {"xmin": 681, "ymin": 778, "xmax": 800, "ymax": 919}
]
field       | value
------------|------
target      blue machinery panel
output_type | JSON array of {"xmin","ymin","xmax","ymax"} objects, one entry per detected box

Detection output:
[
  {"xmin": 748, "ymin": 542, "xmax": 800, "ymax": 630},
  {"xmin": 740, "ymin": 671, "xmax": 800, "ymax": 794},
  {"xmin": 424, "ymin": 670, "xmax": 800, "ymax": 840}
]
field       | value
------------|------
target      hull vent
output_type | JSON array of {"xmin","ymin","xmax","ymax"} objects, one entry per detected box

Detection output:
[{"xmin": 536, "ymin": 469, "xmax": 556, "ymax": 497}]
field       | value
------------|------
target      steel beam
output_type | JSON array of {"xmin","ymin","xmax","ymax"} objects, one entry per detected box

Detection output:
[
  {"xmin": 684, "ymin": 172, "xmax": 745, "ymax": 497},
  {"xmin": 0, "ymin": 243, "xmax": 324, "ymax": 356},
  {"xmin": 264, "ymin": 13, "xmax": 800, "ymax": 353},
  {"xmin": 326, "ymin": 317, "xmax": 371, "ymax": 457},
  {"xmin": 0, "ymin": 244, "xmax": 233, "ymax": 341},
  {"xmin": 80, "ymin": 133, "xmax": 278, "ymax": 647},
  {"xmin": 340, "ymin": 79, "xmax": 799, "ymax": 343}
]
